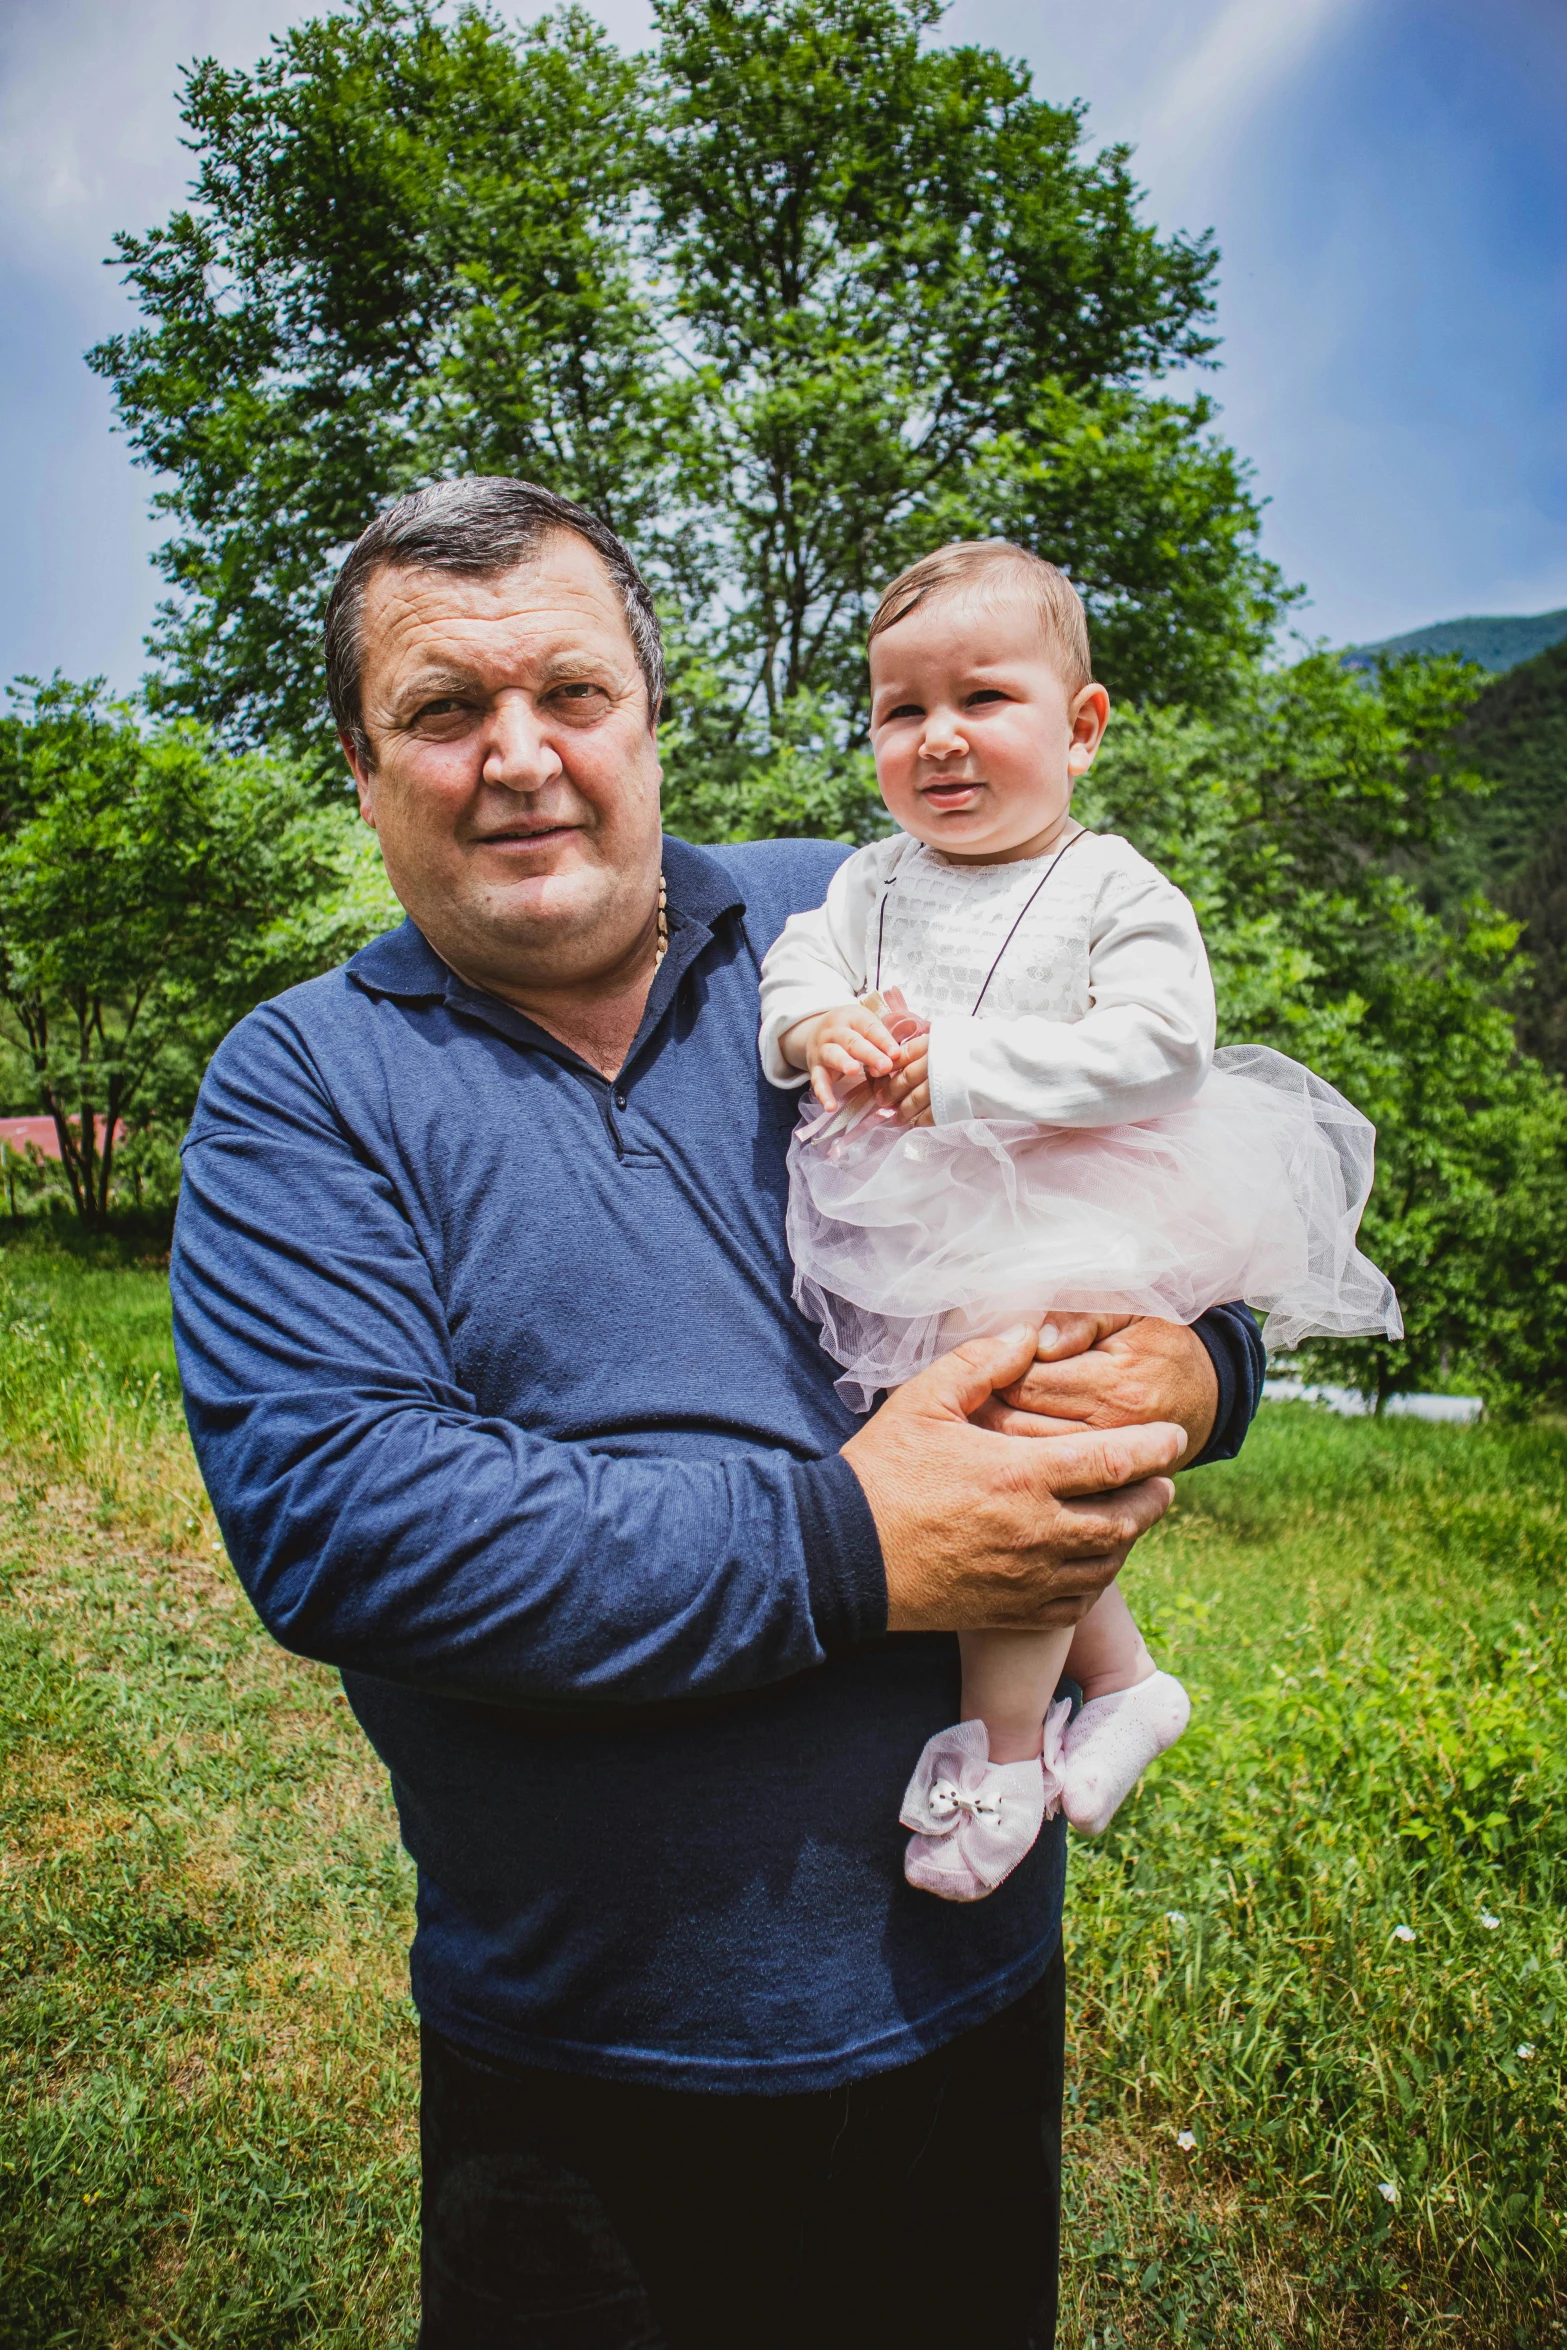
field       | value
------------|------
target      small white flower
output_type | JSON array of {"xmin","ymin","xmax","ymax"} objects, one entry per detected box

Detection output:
[
  {"xmin": 1165, "ymin": 1910, "xmax": 1187, "ymax": 1926},
  {"xmin": 1480, "ymin": 1912, "xmax": 1500, "ymax": 1930},
  {"xmin": 1377, "ymin": 2180, "xmax": 1397, "ymax": 2204},
  {"xmin": 1517, "ymin": 2044, "xmax": 1535, "ymax": 2060},
  {"xmin": 1175, "ymin": 2130, "xmax": 1197, "ymax": 2151},
  {"xmin": 1392, "ymin": 1924, "xmax": 1415, "ymax": 1943}
]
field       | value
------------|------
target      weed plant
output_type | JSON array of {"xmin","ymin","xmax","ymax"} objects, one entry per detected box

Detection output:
[{"xmin": 0, "ymin": 1242, "xmax": 1563, "ymax": 2344}]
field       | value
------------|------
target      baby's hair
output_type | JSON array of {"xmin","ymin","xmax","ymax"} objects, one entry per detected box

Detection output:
[{"xmin": 868, "ymin": 541, "xmax": 1092, "ymax": 694}]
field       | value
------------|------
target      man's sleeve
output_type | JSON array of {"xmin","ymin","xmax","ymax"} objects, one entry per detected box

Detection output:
[
  {"xmin": 1187, "ymin": 1302, "xmax": 1266, "ymax": 1467},
  {"xmin": 172, "ymin": 1006, "xmax": 887, "ymax": 1714}
]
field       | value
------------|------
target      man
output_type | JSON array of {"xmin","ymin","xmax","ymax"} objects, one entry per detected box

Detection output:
[{"xmin": 172, "ymin": 478, "xmax": 1262, "ymax": 2348}]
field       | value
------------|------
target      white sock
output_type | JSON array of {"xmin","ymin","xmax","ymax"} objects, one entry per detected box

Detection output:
[{"xmin": 1058, "ymin": 1669, "xmax": 1190, "ymax": 1836}]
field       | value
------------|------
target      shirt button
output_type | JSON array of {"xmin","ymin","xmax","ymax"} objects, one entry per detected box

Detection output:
[{"xmin": 615, "ymin": 1090, "xmax": 627, "ymax": 1109}]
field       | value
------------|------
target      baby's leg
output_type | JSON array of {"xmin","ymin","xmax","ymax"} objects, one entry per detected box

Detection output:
[
  {"xmin": 957, "ymin": 1625, "xmax": 1075, "ymax": 1760},
  {"xmin": 900, "ymin": 1626, "xmax": 1076, "ymax": 1906},
  {"xmin": 1058, "ymin": 1588, "xmax": 1190, "ymax": 1838},
  {"xmin": 1063, "ymin": 1583, "xmax": 1154, "ymax": 1701}
]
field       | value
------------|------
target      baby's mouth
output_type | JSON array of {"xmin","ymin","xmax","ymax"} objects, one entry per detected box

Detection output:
[{"xmin": 920, "ymin": 778, "xmax": 985, "ymax": 811}]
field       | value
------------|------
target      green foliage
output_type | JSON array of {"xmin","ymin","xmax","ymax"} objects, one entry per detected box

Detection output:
[
  {"xmin": 92, "ymin": 0, "xmax": 1290, "ymax": 780},
  {"xmin": 1421, "ymin": 636, "xmax": 1567, "ymax": 1075},
  {"xmin": 0, "ymin": 681, "xmax": 397, "ymax": 1223},
  {"xmin": 93, "ymin": 1, "xmax": 657, "ymax": 765},
  {"xmin": 1079, "ymin": 653, "xmax": 1567, "ymax": 1409}
]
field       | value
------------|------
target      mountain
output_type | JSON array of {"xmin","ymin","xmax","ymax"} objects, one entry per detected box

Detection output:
[{"xmin": 1347, "ymin": 609, "xmax": 1567, "ymax": 676}]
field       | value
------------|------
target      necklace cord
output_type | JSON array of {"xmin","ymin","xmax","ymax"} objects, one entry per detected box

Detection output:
[{"xmin": 968, "ymin": 827, "xmax": 1086, "ymax": 1017}]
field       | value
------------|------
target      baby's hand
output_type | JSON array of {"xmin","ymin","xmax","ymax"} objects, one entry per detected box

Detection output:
[
  {"xmin": 883, "ymin": 1044, "xmax": 933, "ymax": 1127},
  {"xmin": 781, "ymin": 1002, "xmax": 900, "ymax": 1113}
]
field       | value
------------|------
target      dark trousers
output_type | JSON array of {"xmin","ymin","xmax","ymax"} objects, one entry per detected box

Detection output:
[{"xmin": 418, "ymin": 1947, "xmax": 1063, "ymax": 2350}]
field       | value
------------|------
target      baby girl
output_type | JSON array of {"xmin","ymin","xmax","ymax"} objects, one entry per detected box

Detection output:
[{"xmin": 758, "ymin": 540, "xmax": 1398, "ymax": 1902}]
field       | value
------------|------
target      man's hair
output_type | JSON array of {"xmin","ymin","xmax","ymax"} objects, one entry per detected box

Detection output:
[
  {"xmin": 324, "ymin": 477, "xmax": 665, "ymax": 764},
  {"xmin": 867, "ymin": 541, "xmax": 1092, "ymax": 693}
]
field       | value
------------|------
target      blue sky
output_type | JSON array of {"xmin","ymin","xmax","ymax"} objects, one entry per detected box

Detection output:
[{"xmin": 1, "ymin": 0, "xmax": 1563, "ymax": 693}]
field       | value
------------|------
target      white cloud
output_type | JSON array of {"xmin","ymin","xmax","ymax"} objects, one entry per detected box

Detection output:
[
  {"xmin": 0, "ymin": 2, "xmax": 311, "ymax": 279},
  {"xmin": 1146, "ymin": 0, "xmax": 1364, "ymax": 162}
]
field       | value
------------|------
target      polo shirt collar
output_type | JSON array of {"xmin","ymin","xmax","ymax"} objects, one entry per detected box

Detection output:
[{"xmin": 346, "ymin": 833, "xmax": 747, "ymax": 1006}]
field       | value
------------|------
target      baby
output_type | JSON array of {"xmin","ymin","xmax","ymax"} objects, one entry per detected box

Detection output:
[{"xmin": 758, "ymin": 540, "xmax": 1399, "ymax": 1902}]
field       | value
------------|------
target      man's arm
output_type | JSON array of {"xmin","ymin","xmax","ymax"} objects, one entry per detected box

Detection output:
[
  {"xmin": 173, "ymin": 1006, "xmax": 886, "ymax": 1712},
  {"xmin": 842, "ymin": 1329, "xmax": 1185, "ymax": 1633}
]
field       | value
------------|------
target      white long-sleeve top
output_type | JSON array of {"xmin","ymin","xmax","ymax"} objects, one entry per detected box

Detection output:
[{"xmin": 758, "ymin": 827, "xmax": 1216, "ymax": 1128}]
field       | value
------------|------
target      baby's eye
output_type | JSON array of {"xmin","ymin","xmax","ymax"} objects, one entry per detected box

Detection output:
[
  {"xmin": 965, "ymin": 690, "xmax": 1009, "ymax": 707},
  {"xmin": 885, "ymin": 702, "xmax": 925, "ymax": 722}
]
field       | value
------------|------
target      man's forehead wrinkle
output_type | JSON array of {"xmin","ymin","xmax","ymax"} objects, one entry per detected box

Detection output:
[{"xmin": 363, "ymin": 571, "xmax": 638, "ymax": 714}]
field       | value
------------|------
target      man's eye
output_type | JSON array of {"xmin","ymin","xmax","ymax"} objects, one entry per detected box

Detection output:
[
  {"xmin": 412, "ymin": 697, "xmax": 470, "ymax": 726},
  {"xmin": 554, "ymin": 680, "xmax": 609, "ymax": 703}
]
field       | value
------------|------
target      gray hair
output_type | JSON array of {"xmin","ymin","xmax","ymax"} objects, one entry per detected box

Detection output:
[{"xmin": 324, "ymin": 477, "xmax": 665, "ymax": 764}]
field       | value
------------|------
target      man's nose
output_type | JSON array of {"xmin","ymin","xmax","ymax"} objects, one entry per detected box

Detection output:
[{"xmin": 483, "ymin": 692, "xmax": 563, "ymax": 791}]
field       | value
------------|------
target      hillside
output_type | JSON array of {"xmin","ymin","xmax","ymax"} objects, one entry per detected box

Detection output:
[
  {"xmin": 1349, "ymin": 607, "xmax": 1567, "ymax": 674},
  {"xmin": 1431, "ymin": 634, "xmax": 1567, "ymax": 1068}
]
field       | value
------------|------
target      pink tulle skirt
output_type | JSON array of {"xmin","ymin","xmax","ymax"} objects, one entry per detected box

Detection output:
[{"xmin": 787, "ymin": 1044, "xmax": 1401, "ymax": 1410}]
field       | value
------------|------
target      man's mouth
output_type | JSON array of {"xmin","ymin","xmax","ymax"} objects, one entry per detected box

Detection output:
[{"xmin": 472, "ymin": 823, "xmax": 580, "ymax": 850}]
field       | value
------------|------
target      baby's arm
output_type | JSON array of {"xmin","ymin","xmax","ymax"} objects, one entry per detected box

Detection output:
[
  {"xmin": 759, "ymin": 842, "xmax": 909, "ymax": 1108},
  {"xmin": 782, "ymin": 1001, "xmax": 903, "ymax": 1114},
  {"xmin": 889, "ymin": 860, "xmax": 1216, "ymax": 1129}
]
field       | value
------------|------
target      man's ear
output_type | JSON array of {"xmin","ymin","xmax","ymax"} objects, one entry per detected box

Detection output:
[{"xmin": 342, "ymin": 732, "xmax": 377, "ymax": 826}]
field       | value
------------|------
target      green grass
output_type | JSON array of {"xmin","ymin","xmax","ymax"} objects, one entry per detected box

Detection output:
[
  {"xmin": 1, "ymin": 1241, "xmax": 1564, "ymax": 2345},
  {"xmin": 0, "ymin": 1246, "xmax": 419, "ymax": 2346}
]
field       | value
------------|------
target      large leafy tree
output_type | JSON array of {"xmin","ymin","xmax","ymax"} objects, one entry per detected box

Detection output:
[
  {"xmin": 649, "ymin": 0, "xmax": 1281, "ymax": 733},
  {"xmin": 93, "ymin": 0, "xmax": 1289, "ymax": 779}
]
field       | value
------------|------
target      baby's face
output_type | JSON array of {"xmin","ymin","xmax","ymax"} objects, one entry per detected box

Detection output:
[{"xmin": 868, "ymin": 589, "xmax": 1109, "ymax": 861}]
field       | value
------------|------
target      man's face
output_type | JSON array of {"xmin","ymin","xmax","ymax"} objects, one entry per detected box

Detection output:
[{"xmin": 348, "ymin": 533, "xmax": 663, "ymax": 992}]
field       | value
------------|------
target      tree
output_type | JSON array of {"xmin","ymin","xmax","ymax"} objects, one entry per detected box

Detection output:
[
  {"xmin": 92, "ymin": 0, "xmax": 1290, "ymax": 782},
  {"xmin": 649, "ymin": 0, "xmax": 1284, "ymax": 737},
  {"xmin": 1078, "ymin": 655, "xmax": 1567, "ymax": 1410},
  {"xmin": 0, "ymin": 682, "xmax": 366, "ymax": 1224},
  {"xmin": 92, "ymin": 3, "xmax": 658, "ymax": 762}
]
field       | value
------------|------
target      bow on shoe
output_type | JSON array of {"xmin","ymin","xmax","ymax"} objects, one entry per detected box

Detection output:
[
  {"xmin": 900, "ymin": 1715, "xmax": 1064, "ymax": 1899},
  {"xmin": 926, "ymin": 1777, "xmax": 1005, "ymax": 1824}
]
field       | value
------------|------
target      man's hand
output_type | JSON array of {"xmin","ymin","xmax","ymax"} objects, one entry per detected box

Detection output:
[
  {"xmin": 973, "ymin": 1314, "xmax": 1220, "ymax": 1462},
  {"xmin": 841, "ymin": 1327, "xmax": 1185, "ymax": 1633}
]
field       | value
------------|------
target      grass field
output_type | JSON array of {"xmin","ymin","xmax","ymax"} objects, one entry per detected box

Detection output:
[{"xmin": 1, "ymin": 1231, "xmax": 1563, "ymax": 2346}]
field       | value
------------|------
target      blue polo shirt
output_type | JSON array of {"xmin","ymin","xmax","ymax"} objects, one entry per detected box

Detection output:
[{"xmin": 173, "ymin": 833, "xmax": 1263, "ymax": 2092}]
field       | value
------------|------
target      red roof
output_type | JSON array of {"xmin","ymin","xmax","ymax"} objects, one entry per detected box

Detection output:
[{"xmin": 0, "ymin": 1116, "xmax": 127, "ymax": 1162}]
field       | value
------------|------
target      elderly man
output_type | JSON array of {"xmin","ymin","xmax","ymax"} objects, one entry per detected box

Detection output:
[{"xmin": 172, "ymin": 478, "xmax": 1262, "ymax": 2349}]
